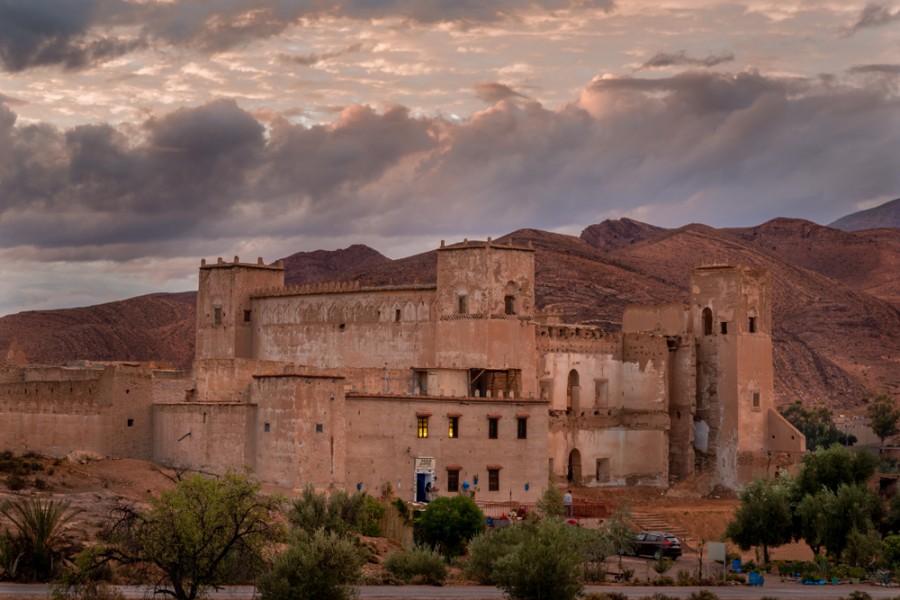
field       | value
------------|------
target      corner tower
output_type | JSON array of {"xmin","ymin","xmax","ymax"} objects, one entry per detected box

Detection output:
[
  {"xmin": 196, "ymin": 256, "xmax": 284, "ymax": 361},
  {"xmin": 691, "ymin": 265, "xmax": 798, "ymax": 486}
]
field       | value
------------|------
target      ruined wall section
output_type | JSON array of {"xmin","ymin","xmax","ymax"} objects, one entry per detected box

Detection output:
[
  {"xmin": 345, "ymin": 394, "xmax": 548, "ymax": 503},
  {"xmin": 252, "ymin": 374, "xmax": 346, "ymax": 491}
]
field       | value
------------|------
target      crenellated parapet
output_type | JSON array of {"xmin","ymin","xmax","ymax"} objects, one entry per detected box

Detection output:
[
  {"xmin": 252, "ymin": 281, "xmax": 436, "ymax": 299},
  {"xmin": 537, "ymin": 324, "xmax": 622, "ymax": 354}
]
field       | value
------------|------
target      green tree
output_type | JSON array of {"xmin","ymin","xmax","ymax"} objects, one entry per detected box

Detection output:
[
  {"xmin": 867, "ymin": 394, "xmax": 900, "ymax": 449},
  {"xmin": 725, "ymin": 478, "xmax": 793, "ymax": 564},
  {"xmin": 257, "ymin": 529, "xmax": 364, "ymax": 600},
  {"xmin": 0, "ymin": 498, "xmax": 78, "ymax": 582},
  {"xmin": 492, "ymin": 518, "xmax": 583, "ymax": 600},
  {"xmin": 793, "ymin": 444, "xmax": 877, "ymax": 500},
  {"xmin": 535, "ymin": 482, "xmax": 564, "ymax": 518},
  {"xmin": 98, "ymin": 472, "xmax": 283, "ymax": 600},
  {"xmin": 780, "ymin": 402, "xmax": 856, "ymax": 449},
  {"xmin": 415, "ymin": 494, "xmax": 484, "ymax": 557},
  {"xmin": 465, "ymin": 524, "xmax": 532, "ymax": 584}
]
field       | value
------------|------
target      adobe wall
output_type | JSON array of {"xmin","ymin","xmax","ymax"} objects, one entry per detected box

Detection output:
[
  {"xmin": 152, "ymin": 402, "xmax": 256, "ymax": 473},
  {"xmin": 251, "ymin": 288, "xmax": 437, "ymax": 394},
  {"xmin": 622, "ymin": 303, "xmax": 689, "ymax": 336},
  {"xmin": 252, "ymin": 374, "xmax": 346, "ymax": 491},
  {"xmin": 0, "ymin": 365, "xmax": 163, "ymax": 459},
  {"xmin": 345, "ymin": 394, "xmax": 548, "ymax": 503},
  {"xmin": 548, "ymin": 426, "xmax": 668, "ymax": 487}
]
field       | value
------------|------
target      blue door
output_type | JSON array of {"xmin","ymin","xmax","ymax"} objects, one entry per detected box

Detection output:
[{"xmin": 416, "ymin": 473, "xmax": 427, "ymax": 502}]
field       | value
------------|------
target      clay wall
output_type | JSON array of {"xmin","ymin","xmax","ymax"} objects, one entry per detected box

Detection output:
[
  {"xmin": 251, "ymin": 288, "xmax": 437, "ymax": 392},
  {"xmin": 0, "ymin": 365, "xmax": 162, "ymax": 459},
  {"xmin": 152, "ymin": 402, "xmax": 256, "ymax": 473},
  {"xmin": 345, "ymin": 394, "xmax": 548, "ymax": 503},
  {"xmin": 667, "ymin": 339, "xmax": 697, "ymax": 479},
  {"xmin": 622, "ymin": 303, "xmax": 689, "ymax": 335},
  {"xmin": 252, "ymin": 374, "xmax": 346, "ymax": 491},
  {"xmin": 548, "ymin": 426, "xmax": 668, "ymax": 487}
]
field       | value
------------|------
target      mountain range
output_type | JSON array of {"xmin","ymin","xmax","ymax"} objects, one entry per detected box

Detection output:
[{"xmin": 2, "ymin": 207, "xmax": 898, "ymax": 413}]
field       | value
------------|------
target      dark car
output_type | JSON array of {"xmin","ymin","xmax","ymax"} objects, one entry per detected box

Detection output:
[{"xmin": 632, "ymin": 531, "xmax": 682, "ymax": 559}]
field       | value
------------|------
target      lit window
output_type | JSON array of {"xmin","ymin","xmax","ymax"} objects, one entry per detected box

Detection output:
[
  {"xmin": 488, "ymin": 468, "xmax": 500, "ymax": 491},
  {"xmin": 447, "ymin": 469, "xmax": 460, "ymax": 492},
  {"xmin": 417, "ymin": 416, "xmax": 429, "ymax": 438},
  {"xmin": 488, "ymin": 417, "xmax": 498, "ymax": 439},
  {"xmin": 448, "ymin": 416, "xmax": 459, "ymax": 439},
  {"xmin": 517, "ymin": 417, "xmax": 527, "ymax": 439}
]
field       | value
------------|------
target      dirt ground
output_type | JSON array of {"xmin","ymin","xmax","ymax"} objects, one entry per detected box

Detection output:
[{"xmin": 0, "ymin": 456, "xmax": 813, "ymax": 566}]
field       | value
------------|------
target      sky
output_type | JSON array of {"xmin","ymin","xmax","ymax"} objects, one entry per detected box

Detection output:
[{"xmin": 1, "ymin": 0, "xmax": 899, "ymax": 316}]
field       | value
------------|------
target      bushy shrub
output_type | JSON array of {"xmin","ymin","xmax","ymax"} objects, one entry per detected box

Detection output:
[
  {"xmin": 653, "ymin": 557, "xmax": 674, "ymax": 574},
  {"xmin": 257, "ymin": 529, "xmax": 364, "ymax": 600},
  {"xmin": 288, "ymin": 486, "xmax": 384, "ymax": 538},
  {"xmin": 382, "ymin": 544, "xmax": 447, "ymax": 585},
  {"xmin": 583, "ymin": 593, "xmax": 628, "ymax": 600},
  {"xmin": 464, "ymin": 524, "xmax": 532, "ymax": 584},
  {"xmin": 651, "ymin": 576, "xmax": 675, "ymax": 586},
  {"xmin": 415, "ymin": 495, "xmax": 484, "ymax": 557},
  {"xmin": 839, "ymin": 592, "xmax": 872, "ymax": 600},
  {"xmin": 492, "ymin": 518, "xmax": 583, "ymax": 600}
]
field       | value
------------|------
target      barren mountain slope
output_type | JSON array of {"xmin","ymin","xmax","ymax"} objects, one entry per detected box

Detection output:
[
  {"xmin": 0, "ymin": 292, "xmax": 196, "ymax": 368},
  {"xmin": 724, "ymin": 219, "xmax": 900, "ymax": 308},
  {"xmin": 597, "ymin": 224, "xmax": 900, "ymax": 408},
  {"xmin": 830, "ymin": 197, "xmax": 900, "ymax": 231},
  {"xmin": 282, "ymin": 244, "xmax": 391, "ymax": 287}
]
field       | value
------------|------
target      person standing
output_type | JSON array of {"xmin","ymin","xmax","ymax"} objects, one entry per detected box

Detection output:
[{"xmin": 563, "ymin": 489, "xmax": 573, "ymax": 517}]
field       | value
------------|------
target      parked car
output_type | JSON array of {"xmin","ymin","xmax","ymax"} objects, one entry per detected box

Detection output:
[{"xmin": 632, "ymin": 531, "xmax": 682, "ymax": 559}]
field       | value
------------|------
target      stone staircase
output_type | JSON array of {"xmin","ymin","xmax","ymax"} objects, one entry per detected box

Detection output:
[{"xmin": 630, "ymin": 509, "xmax": 695, "ymax": 552}]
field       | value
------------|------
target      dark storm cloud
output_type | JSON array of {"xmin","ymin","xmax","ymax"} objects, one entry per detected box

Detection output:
[
  {"xmin": 473, "ymin": 82, "xmax": 529, "ymax": 103},
  {"xmin": 848, "ymin": 64, "xmax": 900, "ymax": 74},
  {"xmin": 0, "ymin": 0, "xmax": 142, "ymax": 72},
  {"xmin": 2, "ymin": 70, "xmax": 898, "ymax": 257},
  {"xmin": 846, "ymin": 3, "xmax": 900, "ymax": 34},
  {"xmin": 639, "ymin": 50, "xmax": 735, "ymax": 70},
  {"xmin": 0, "ymin": 0, "xmax": 615, "ymax": 71}
]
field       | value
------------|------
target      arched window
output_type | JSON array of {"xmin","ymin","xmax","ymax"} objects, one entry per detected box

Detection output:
[
  {"xmin": 702, "ymin": 307, "xmax": 713, "ymax": 336},
  {"xmin": 748, "ymin": 308, "xmax": 759, "ymax": 333}
]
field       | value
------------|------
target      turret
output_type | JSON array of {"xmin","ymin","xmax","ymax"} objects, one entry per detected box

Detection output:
[{"xmin": 196, "ymin": 256, "xmax": 284, "ymax": 361}]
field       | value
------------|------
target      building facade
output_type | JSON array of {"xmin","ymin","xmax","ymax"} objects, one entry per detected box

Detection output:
[{"xmin": 0, "ymin": 239, "xmax": 805, "ymax": 500}]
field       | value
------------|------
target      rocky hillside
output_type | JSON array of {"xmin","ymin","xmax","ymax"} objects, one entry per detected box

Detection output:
[{"xmin": 1, "ymin": 218, "xmax": 897, "ymax": 410}]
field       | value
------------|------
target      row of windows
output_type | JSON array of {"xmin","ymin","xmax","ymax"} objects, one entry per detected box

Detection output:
[
  {"xmin": 455, "ymin": 294, "xmax": 518, "ymax": 316},
  {"xmin": 445, "ymin": 468, "xmax": 501, "ymax": 492},
  {"xmin": 416, "ymin": 416, "xmax": 527, "ymax": 439},
  {"xmin": 701, "ymin": 308, "xmax": 759, "ymax": 336}
]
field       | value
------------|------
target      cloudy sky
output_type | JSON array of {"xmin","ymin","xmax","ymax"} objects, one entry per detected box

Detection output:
[{"xmin": 1, "ymin": 0, "xmax": 899, "ymax": 316}]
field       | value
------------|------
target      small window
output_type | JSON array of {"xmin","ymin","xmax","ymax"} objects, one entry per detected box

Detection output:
[
  {"xmin": 316, "ymin": 423, "xmax": 324, "ymax": 433},
  {"xmin": 488, "ymin": 417, "xmax": 498, "ymax": 439},
  {"xmin": 752, "ymin": 392, "xmax": 760, "ymax": 410},
  {"xmin": 749, "ymin": 316, "xmax": 757, "ymax": 333},
  {"xmin": 214, "ymin": 306, "xmax": 222, "ymax": 325},
  {"xmin": 594, "ymin": 379, "xmax": 609, "ymax": 408},
  {"xmin": 517, "ymin": 417, "xmax": 527, "ymax": 439},
  {"xmin": 457, "ymin": 294, "xmax": 468, "ymax": 315},
  {"xmin": 243, "ymin": 309, "xmax": 252, "ymax": 322},
  {"xmin": 127, "ymin": 418, "xmax": 134, "ymax": 427},
  {"xmin": 395, "ymin": 308, "xmax": 402, "ymax": 322},
  {"xmin": 720, "ymin": 321, "xmax": 728, "ymax": 335},
  {"xmin": 447, "ymin": 469, "xmax": 460, "ymax": 492},
  {"xmin": 417, "ymin": 416, "xmax": 429, "ymax": 438},
  {"xmin": 448, "ymin": 416, "xmax": 459, "ymax": 439},
  {"xmin": 504, "ymin": 295, "xmax": 515, "ymax": 315},
  {"xmin": 488, "ymin": 468, "xmax": 500, "ymax": 491},
  {"xmin": 264, "ymin": 422, "xmax": 270, "ymax": 432}
]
